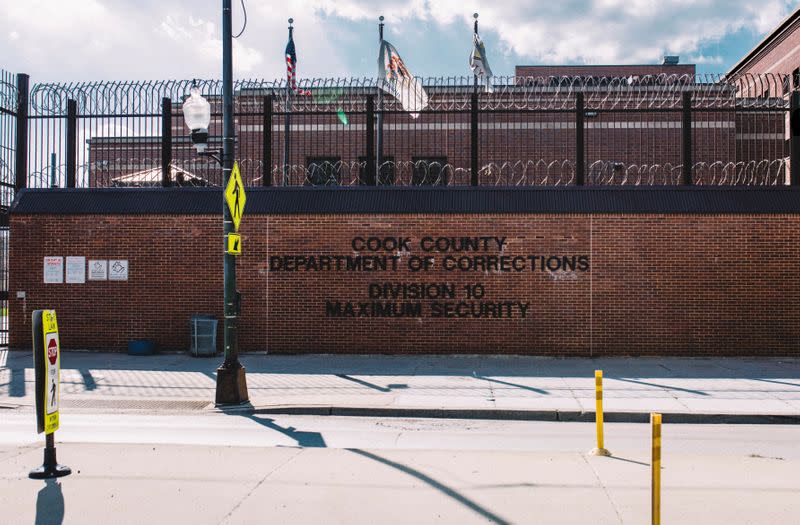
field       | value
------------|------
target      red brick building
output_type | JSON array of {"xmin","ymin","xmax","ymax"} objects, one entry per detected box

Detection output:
[
  {"xmin": 728, "ymin": 8, "xmax": 800, "ymax": 91},
  {"xmin": 10, "ymin": 15, "xmax": 800, "ymax": 356}
]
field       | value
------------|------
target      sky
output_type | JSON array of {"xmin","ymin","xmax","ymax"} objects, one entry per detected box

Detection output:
[{"xmin": 0, "ymin": 0, "xmax": 798, "ymax": 84}]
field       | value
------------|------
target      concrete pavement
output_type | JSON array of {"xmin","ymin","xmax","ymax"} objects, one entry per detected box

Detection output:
[
  {"xmin": 1, "ymin": 415, "xmax": 799, "ymax": 524},
  {"xmin": 2, "ymin": 350, "xmax": 800, "ymax": 422}
]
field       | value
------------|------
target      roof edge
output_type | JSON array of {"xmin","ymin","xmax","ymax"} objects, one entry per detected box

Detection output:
[
  {"xmin": 728, "ymin": 7, "xmax": 800, "ymax": 76},
  {"xmin": 10, "ymin": 186, "xmax": 800, "ymax": 216}
]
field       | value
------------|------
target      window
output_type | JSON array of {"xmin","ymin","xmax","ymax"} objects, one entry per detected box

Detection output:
[
  {"xmin": 358, "ymin": 156, "xmax": 395, "ymax": 185},
  {"xmin": 412, "ymin": 157, "xmax": 448, "ymax": 186},
  {"xmin": 793, "ymin": 68, "xmax": 800, "ymax": 90},
  {"xmin": 305, "ymin": 157, "xmax": 341, "ymax": 186}
]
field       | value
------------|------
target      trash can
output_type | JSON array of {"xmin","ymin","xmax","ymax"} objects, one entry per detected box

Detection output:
[{"xmin": 190, "ymin": 315, "xmax": 218, "ymax": 357}]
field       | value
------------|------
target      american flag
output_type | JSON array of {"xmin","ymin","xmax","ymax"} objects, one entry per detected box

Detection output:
[{"xmin": 285, "ymin": 30, "xmax": 311, "ymax": 96}]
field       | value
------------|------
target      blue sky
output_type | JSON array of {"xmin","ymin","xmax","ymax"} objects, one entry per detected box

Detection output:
[{"xmin": 1, "ymin": 0, "xmax": 798, "ymax": 82}]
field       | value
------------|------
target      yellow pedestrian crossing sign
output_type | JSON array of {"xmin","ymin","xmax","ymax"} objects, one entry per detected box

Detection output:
[
  {"xmin": 227, "ymin": 233, "xmax": 242, "ymax": 255},
  {"xmin": 225, "ymin": 162, "xmax": 246, "ymax": 231}
]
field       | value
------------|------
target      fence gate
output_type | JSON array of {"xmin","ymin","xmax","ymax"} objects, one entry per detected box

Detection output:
[{"xmin": 0, "ymin": 70, "xmax": 23, "ymax": 346}]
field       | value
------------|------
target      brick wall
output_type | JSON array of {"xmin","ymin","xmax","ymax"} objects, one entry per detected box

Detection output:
[{"xmin": 9, "ymin": 212, "xmax": 800, "ymax": 356}]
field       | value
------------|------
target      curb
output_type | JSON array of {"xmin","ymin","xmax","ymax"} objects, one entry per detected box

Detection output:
[
  {"xmin": 6, "ymin": 398, "xmax": 800, "ymax": 425},
  {"xmin": 218, "ymin": 405, "xmax": 800, "ymax": 425}
]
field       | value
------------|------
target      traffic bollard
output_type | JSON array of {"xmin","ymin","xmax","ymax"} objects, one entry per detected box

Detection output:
[{"xmin": 589, "ymin": 370, "xmax": 611, "ymax": 456}]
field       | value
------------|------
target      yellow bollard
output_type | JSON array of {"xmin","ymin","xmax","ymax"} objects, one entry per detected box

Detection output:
[
  {"xmin": 651, "ymin": 412, "xmax": 662, "ymax": 525},
  {"xmin": 589, "ymin": 370, "xmax": 611, "ymax": 456}
]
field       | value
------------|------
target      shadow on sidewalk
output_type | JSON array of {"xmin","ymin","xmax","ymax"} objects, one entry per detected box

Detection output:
[
  {"xmin": 9, "ymin": 365, "xmax": 26, "ymax": 397},
  {"xmin": 335, "ymin": 374, "xmax": 408, "ymax": 393},
  {"xmin": 611, "ymin": 377, "xmax": 709, "ymax": 396},
  {"xmin": 244, "ymin": 414, "xmax": 327, "ymax": 448},
  {"xmin": 349, "ymin": 449, "xmax": 511, "ymax": 525},
  {"xmin": 474, "ymin": 374, "xmax": 549, "ymax": 395},
  {"xmin": 35, "ymin": 479, "xmax": 65, "ymax": 525}
]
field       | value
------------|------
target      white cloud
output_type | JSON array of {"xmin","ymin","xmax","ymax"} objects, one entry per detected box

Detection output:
[
  {"xmin": 321, "ymin": 0, "xmax": 797, "ymax": 65},
  {"xmin": 688, "ymin": 54, "xmax": 725, "ymax": 65},
  {"xmin": 0, "ymin": 0, "xmax": 796, "ymax": 82},
  {"xmin": 0, "ymin": 0, "xmax": 347, "ymax": 81}
]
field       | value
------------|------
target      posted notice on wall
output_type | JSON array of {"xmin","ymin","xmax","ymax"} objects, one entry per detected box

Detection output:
[
  {"xmin": 65, "ymin": 256, "xmax": 86, "ymax": 284},
  {"xmin": 109, "ymin": 260, "xmax": 129, "ymax": 281},
  {"xmin": 43, "ymin": 257, "xmax": 64, "ymax": 284},
  {"xmin": 88, "ymin": 260, "xmax": 108, "ymax": 281}
]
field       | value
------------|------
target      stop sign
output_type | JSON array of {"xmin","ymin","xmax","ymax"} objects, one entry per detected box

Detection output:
[{"xmin": 47, "ymin": 337, "xmax": 58, "ymax": 365}]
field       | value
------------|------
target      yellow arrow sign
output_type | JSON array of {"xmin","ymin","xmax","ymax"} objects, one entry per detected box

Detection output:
[
  {"xmin": 227, "ymin": 233, "xmax": 242, "ymax": 255},
  {"xmin": 225, "ymin": 162, "xmax": 246, "ymax": 231}
]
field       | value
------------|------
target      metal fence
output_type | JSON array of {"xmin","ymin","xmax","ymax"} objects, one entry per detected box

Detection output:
[
  {"xmin": 0, "ymin": 69, "xmax": 18, "ymax": 346},
  {"xmin": 11, "ymin": 73, "xmax": 797, "ymax": 188}
]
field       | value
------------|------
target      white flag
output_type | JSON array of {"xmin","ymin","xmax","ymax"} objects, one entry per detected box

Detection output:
[
  {"xmin": 378, "ymin": 40, "xmax": 429, "ymax": 118},
  {"xmin": 470, "ymin": 33, "xmax": 494, "ymax": 93}
]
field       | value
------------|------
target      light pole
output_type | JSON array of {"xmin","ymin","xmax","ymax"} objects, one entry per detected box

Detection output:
[{"xmin": 182, "ymin": 0, "xmax": 248, "ymax": 405}]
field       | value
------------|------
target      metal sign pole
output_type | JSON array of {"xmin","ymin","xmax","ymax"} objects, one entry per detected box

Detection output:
[
  {"xmin": 215, "ymin": 0, "xmax": 248, "ymax": 405},
  {"xmin": 29, "ymin": 309, "xmax": 71, "ymax": 479}
]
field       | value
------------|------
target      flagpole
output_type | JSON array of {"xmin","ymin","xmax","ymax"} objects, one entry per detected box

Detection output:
[
  {"xmin": 376, "ymin": 15, "xmax": 384, "ymax": 184},
  {"xmin": 473, "ymin": 13, "xmax": 479, "ymax": 94},
  {"xmin": 283, "ymin": 18, "xmax": 293, "ymax": 186}
]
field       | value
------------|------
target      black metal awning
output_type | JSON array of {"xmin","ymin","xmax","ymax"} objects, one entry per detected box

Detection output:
[{"xmin": 11, "ymin": 186, "xmax": 800, "ymax": 215}]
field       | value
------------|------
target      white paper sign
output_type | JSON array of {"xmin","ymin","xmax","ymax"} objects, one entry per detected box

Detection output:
[
  {"xmin": 109, "ymin": 260, "xmax": 129, "ymax": 281},
  {"xmin": 88, "ymin": 260, "xmax": 108, "ymax": 281},
  {"xmin": 65, "ymin": 256, "xmax": 86, "ymax": 284},
  {"xmin": 43, "ymin": 257, "xmax": 64, "ymax": 284}
]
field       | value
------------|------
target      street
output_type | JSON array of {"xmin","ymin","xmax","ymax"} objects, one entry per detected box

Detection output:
[{"xmin": 1, "ymin": 411, "xmax": 798, "ymax": 524}]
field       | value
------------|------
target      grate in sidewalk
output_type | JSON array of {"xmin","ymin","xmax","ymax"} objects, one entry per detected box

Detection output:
[{"xmin": 61, "ymin": 399, "xmax": 212, "ymax": 411}]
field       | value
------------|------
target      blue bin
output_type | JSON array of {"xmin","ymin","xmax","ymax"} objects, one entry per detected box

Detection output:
[{"xmin": 128, "ymin": 339, "xmax": 156, "ymax": 356}]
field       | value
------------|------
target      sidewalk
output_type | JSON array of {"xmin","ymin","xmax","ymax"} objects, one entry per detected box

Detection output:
[{"xmin": 2, "ymin": 350, "xmax": 800, "ymax": 423}]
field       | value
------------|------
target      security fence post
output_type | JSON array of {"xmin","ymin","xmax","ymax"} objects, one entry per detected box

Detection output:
[
  {"xmin": 66, "ymin": 99, "xmax": 77, "ymax": 188},
  {"xmin": 791, "ymin": 91, "xmax": 800, "ymax": 186},
  {"xmin": 366, "ymin": 95, "xmax": 376, "ymax": 185},
  {"xmin": 263, "ymin": 95, "xmax": 273, "ymax": 186},
  {"xmin": 576, "ymin": 92, "xmax": 585, "ymax": 186},
  {"xmin": 161, "ymin": 97, "xmax": 172, "ymax": 187},
  {"xmin": 682, "ymin": 92, "xmax": 693, "ymax": 185},
  {"xmin": 14, "ymin": 73, "xmax": 29, "ymax": 192},
  {"xmin": 471, "ymin": 90, "xmax": 479, "ymax": 186}
]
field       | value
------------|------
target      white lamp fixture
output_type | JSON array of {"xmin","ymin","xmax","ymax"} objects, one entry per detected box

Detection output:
[{"xmin": 182, "ymin": 86, "xmax": 211, "ymax": 153}]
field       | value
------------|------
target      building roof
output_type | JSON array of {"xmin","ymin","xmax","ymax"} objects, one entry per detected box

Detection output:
[{"xmin": 728, "ymin": 7, "xmax": 800, "ymax": 75}]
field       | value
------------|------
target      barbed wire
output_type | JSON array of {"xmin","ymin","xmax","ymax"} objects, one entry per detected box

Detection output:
[
  {"xmin": 27, "ymin": 73, "xmax": 791, "ymax": 116},
  {"xmin": 31, "ymin": 157, "xmax": 785, "ymax": 189},
  {"xmin": 0, "ymin": 69, "xmax": 18, "ymax": 112}
]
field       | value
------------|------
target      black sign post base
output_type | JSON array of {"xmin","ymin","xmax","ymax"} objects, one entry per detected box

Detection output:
[
  {"xmin": 215, "ymin": 363, "xmax": 249, "ymax": 405},
  {"xmin": 29, "ymin": 434, "xmax": 71, "ymax": 479}
]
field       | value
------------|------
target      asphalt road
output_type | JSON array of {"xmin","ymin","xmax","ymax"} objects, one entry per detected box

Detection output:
[{"xmin": 1, "ymin": 412, "xmax": 798, "ymax": 524}]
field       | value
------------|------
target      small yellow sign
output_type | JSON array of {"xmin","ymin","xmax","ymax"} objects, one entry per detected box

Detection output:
[
  {"xmin": 225, "ymin": 162, "xmax": 246, "ymax": 232},
  {"xmin": 42, "ymin": 310, "xmax": 60, "ymax": 434},
  {"xmin": 227, "ymin": 233, "xmax": 242, "ymax": 255}
]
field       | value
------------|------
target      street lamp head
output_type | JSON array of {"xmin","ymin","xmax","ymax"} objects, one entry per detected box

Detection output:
[{"xmin": 182, "ymin": 86, "xmax": 211, "ymax": 153}]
